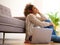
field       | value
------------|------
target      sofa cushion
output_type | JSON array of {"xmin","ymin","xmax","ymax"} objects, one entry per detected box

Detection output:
[
  {"xmin": 0, "ymin": 15, "xmax": 25, "ymax": 28},
  {"xmin": 0, "ymin": 4, "xmax": 11, "ymax": 17},
  {"xmin": 0, "ymin": 24, "xmax": 24, "ymax": 33}
]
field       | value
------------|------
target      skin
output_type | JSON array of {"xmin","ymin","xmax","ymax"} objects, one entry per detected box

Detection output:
[{"xmin": 32, "ymin": 6, "xmax": 39, "ymax": 15}]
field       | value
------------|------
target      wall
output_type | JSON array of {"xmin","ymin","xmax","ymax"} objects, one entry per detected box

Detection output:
[{"xmin": 42, "ymin": 0, "xmax": 60, "ymax": 13}]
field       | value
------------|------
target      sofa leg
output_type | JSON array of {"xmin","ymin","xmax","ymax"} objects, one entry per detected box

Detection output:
[{"xmin": 3, "ymin": 32, "xmax": 5, "ymax": 45}]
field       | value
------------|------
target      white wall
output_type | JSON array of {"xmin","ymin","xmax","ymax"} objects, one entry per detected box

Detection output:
[
  {"xmin": 42, "ymin": 0, "xmax": 60, "ymax": 16},
  {"xmin": 0, "ymin": 33, "xmax": 25, "ymax": 40}
]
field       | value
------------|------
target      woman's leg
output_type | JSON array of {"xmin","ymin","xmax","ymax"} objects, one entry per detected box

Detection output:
[
  {"xmin": 44, "ymin": 20, "xmax": 60, "ymax": 43},
  {"xmin": 51, "ymin": 35, "xmax": 60, "ymax": 43},
  {"xmin": 44, "ymin": 20, "xmax": 56, "ymax": 35}
]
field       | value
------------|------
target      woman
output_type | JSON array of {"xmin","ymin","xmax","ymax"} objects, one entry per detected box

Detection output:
[{"xmin": 24, "ymin": 4, "xmax": 60, "ymax": 43}]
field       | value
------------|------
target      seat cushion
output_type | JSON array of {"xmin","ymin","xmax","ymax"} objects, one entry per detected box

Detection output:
[
  {"xmin": 0, "ymin": 15, "xmax": 25, "ymax": 28},
  {"xmin": 0, "ymin": 24, "xmax": 24, "ymax": 33}
]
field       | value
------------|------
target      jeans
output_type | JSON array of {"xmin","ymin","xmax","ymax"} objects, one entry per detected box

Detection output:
[
  {"xmin": 44, "ymin": 20, "xmax": 60, "ymax": 43},
  {"xmin": 44, "ymin": 20, "xmax": 56, "ymax": 35}
]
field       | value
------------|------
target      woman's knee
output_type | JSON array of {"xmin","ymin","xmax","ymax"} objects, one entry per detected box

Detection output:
[{"xmin": 51, "ymin": 35, "xmax": 60, "ymax": 43}]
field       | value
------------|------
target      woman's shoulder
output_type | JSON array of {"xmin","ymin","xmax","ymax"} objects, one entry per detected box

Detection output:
[{"xmin": 27, "ymin": 13, "xmax": 35, "ymax": 18}]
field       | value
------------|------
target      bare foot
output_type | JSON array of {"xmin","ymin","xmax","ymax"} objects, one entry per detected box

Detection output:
[{"xmin": 24, "ymin": 40, "xmax": 31, "ymax": 44}]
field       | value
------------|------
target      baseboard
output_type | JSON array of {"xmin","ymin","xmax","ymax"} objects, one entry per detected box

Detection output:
[{"xmin": 0, "ymin": 33, "xmax": 25, "ymax": 40}]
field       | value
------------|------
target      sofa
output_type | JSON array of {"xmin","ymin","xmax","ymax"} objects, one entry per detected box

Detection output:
[{"xmin": 0, "ymin": 4, "xmax": 25, "ymax": 44}]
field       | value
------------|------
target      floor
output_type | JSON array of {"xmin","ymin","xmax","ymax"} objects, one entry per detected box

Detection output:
[
  {"xmin": 0, "ymin": 39, "xmax": 60, "ymax": 45},
  {"xmin": 0, "ymin": 31, "xmax": 60, "ymax": 45}
]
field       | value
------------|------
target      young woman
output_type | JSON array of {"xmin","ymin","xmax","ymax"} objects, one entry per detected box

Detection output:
[{"xmin": 24, "ymin": 4, "xmax": 60, "ymax": 43}]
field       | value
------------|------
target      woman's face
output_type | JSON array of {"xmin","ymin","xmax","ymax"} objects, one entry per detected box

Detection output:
[{"xmin": 32, "ymin": 6, "xmax": 38, "ymax": 14}]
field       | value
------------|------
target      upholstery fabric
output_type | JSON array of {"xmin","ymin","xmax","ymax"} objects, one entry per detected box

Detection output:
[
  {"xmin": 0, "ymin": 4, "xmax": 25, "ymax": 33},
  {"xmin": 0, "ymin": 4, "xmax": 11, "ymax": 17}
]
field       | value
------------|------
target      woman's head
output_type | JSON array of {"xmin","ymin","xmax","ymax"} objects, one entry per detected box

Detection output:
[{"xmin": 24, "ymin": 4, "xmax": 38, "ymax": 17}]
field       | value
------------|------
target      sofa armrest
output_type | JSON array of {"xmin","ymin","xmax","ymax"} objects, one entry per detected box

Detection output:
[{"xmin": 14, "ymin": 17, "xmax": 26, "ymax": 21}]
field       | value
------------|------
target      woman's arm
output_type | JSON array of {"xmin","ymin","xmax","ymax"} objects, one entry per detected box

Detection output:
[
  {"xmin": 28, "ymin": 14, "xmax": 52, "ymax": 27},
  {"xmin": 38, "ymin": 12, "xmax": 48, "ymax": 20},
  {"xmin": 36, "ymin": 9, "xmax": 47, "ymax": 21},
  {"xmin": 36, "ymin": 17, "xmax": 45, "ymax": 21}
]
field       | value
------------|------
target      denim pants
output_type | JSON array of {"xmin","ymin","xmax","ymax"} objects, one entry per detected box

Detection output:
[{"xmin": 44, "ymin": 20, "xmax": 60, "ymax": 43}]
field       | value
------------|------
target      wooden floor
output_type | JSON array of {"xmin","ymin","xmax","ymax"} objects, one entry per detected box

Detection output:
[{"xmin": 0, "ymin": 39, "xmax": 60, "ymax": 45}]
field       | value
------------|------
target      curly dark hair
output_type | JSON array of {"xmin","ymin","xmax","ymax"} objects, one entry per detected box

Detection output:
[{"xmin": 24, "ymin": 4, "xmax": 34, "ymax": 17}]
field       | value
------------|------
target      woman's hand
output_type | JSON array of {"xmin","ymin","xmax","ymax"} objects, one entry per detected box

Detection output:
[
  {"xmin": 35, "ymin": 8, "xmax": 40, "ymax": 14},
  {"xmin": 51, "ymin": 22, "xmax": 56, "ymax": 27},
  {"xmin": 50, "ymin": 23, "xmax": 53, "ymax": 26}
]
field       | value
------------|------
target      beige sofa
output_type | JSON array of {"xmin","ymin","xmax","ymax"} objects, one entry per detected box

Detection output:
[{"xmin": 0, "ymin": 4, "xmax": 25, "ymax": 44}]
